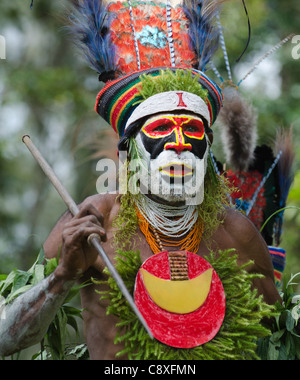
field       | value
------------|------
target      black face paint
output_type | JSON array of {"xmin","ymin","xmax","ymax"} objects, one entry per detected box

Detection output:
[{"xmin": 140, "ymin": 114, "xmax": 208, "ymax": 160}]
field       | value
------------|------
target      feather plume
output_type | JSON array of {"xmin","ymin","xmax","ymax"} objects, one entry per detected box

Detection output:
[
  {"xmin": 273, "ymin": 128, "xmax": 295, "ymax": 245},
  {"xmin": 238, "ymin": 34, "xmax": 295, "ymax": 86},
  {"xmin": 219, "ymin": 87, "xmax": 257, "ymax": 171},
  {"xmin": 275, "ymin": 128, "xmax": 295, "ymax": 208},
  {"xmin": 67, "ymin": 0, "xmax": 117, "ymax": 80},
  {"xmin": 183, "ymin": 0, "xmax": 226, "ymax": 72}
]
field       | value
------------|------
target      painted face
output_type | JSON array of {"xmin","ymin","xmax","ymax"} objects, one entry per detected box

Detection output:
[
  {"xmin": 133, "ymin": 113, "xmax": 209, "ymax": 205},
  {"xmin": 140, "ymin": 114, "xmax": 208, "ymax": 160}
]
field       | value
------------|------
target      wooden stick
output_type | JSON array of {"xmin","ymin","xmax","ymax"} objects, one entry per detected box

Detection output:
[{"xmin": 22, "ymin": 135, "xmax": 153, "ymax": 339}]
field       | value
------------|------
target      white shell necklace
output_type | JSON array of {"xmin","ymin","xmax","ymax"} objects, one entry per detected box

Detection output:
[{"xmin": 134, "ymin": 194, "xmax": 198, "ymax": 238}]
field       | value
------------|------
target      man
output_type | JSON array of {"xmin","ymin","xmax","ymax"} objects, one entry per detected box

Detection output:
[
  {"xmin": 0, "ymin": 68, "xmax": 281, "ymax": 359},
  {"xmin": 0, "ymin": 0, "xmax": 281, "ymax": 359}
]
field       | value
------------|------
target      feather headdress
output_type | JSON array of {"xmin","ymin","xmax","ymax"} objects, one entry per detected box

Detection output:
[
  {"xmin": 183, "ymin": 0, "xmax": 224, "ymax": 72},
  {"xmin": 219, "ymin": 86, "xmax": 257, "ymax": 171},
  {"xmin": 68, "ymin": 0, "xmax": 117, "ymax": 80},
  {"xmin": 274, "ymin": 128, "xmax": 295, "ymax": 245},
  {"xmin": 68, "ymin": 0, "xmax": 225, "ymax": 78},
  {"xmin": 67, "ymin": 0, "xmax": 226, "ymax": 147}
]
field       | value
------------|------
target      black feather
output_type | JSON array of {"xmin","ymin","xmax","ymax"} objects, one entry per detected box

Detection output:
[
  {"xmin": 183, "ymin": 0, "xmax": 223, "ymax": 72},
  {"xmin": 68, "ymin": 0, "xmax": 117, "ymax": 78}
]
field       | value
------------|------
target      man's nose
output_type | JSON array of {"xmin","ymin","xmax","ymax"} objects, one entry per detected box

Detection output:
[{"xmin": 164, "ymin": 126, "xmax": 192, "ymax": 154}]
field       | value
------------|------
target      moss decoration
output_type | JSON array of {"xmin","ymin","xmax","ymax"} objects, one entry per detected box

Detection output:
[
  {"xmin": 137, "ymin": 69, "xmax": 208, "ymax": 103},
  {"xmin": 95, "ymin": 249, "xmax": 277, "ymax": 360}
]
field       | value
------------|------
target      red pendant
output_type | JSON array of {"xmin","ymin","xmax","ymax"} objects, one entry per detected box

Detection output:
[{"xmin": 134, "ymin": 251, "xmax": 225, "ymax": 348}]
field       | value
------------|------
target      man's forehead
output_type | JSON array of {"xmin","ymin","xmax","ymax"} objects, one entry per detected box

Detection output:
[{"xmin": 142, "ymin": 112, "xmax": 204, "ymax": 125}]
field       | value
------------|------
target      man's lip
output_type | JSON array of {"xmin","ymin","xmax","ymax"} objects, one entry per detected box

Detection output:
[{"xmin": 159, "ymin": 163, "xmax": 193, "ymax": 177}]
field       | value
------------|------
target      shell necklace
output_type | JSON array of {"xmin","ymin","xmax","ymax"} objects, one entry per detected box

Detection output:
[{"xmin": 135, "ymin": 195, "xmax": 203, "ymax": 254}]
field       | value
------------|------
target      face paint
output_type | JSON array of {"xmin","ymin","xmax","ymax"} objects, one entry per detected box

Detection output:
[
  {"xmin": 140, "ymin": 114, "xmax": 207, "ymax": 160},
  {"xmin": 133, "ymin": 113, "xmax": 209, "ymax": 205}
]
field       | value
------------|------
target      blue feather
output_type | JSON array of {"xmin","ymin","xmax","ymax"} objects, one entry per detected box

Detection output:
[
  {"xmin": 68, "ymin": 0, "xmax": 117, "ymax": 78},
  {"xmin": 274, "ymin": 129, "xmax": 295, "ymax": 245},
  {"xmin": 183, "ymin": 0, "xmax": 222, "ymax": 72},
  {"xmin": 276, "ymin": 130, "xmax": 295, "ymax": 209}
]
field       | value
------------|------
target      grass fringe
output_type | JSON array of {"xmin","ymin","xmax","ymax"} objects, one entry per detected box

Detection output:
[{"xmin": 94, "ymin": 249, "xmax": 278, "ymax": 360}]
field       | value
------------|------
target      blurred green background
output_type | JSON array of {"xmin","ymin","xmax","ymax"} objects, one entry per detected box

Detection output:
[{"xmin": 0, "ymin": 0, "xmax": 299, "ymax": 282}]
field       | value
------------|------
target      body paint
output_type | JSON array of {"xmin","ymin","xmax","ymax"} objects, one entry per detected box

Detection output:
[{"xmin": 140, "ymin": 114, "xmax": 207, "ymax": 160}]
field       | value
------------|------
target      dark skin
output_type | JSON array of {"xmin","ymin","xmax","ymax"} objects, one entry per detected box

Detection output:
[{"xmin": 44, "ymin": 192, "xmax": 281, "ymax": 360}]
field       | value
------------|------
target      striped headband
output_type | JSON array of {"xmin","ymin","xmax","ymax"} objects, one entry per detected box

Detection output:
[{"xmin": 95, "ymin": 67, "xmax": 223, "ymax": 141}]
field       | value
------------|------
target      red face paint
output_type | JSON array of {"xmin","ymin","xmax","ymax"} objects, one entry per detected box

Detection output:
[
  {"xmin": 142, "ymin": 115, "xmax": 205, "ymax": 140},
  {"xmin": 141, "ymin": 114, "xmax": 206, "ymax": 157}
]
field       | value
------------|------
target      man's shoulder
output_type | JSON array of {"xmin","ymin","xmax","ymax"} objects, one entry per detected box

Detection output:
[
  {"xmin": 222, "ymin": 207, "xmax": 261, "ymax": 245},
  {"xmin": 80, "ymin": 192, "xmax": 120, "ymax": 213}
]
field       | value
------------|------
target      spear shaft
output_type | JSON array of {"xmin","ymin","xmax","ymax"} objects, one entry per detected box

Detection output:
[{"xmin": 22, "ymin": 135, "xmax": 153, "ymax": 339}]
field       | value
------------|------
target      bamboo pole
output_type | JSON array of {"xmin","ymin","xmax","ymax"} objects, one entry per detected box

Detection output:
[{"xmin": 22, "ymin": 135, "xmax": 153, "ymax": 339}]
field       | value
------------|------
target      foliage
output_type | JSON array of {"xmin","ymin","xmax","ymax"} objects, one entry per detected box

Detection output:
[
  {"xmin": 0, "ymin": 249, "xmax": 87, "ymax": 360},
  {"xmin": 96, "ymin": 249, "xmax": 277, "ymax": 360},
  {"xmin": 257, "ymin": 273, "xmax": 300, "ymax": 360},
  {"xmin": 137, "ymin": 69, "xmax": 208, "ymax": 102}
]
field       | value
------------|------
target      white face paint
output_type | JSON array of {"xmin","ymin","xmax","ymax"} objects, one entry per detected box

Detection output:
[{"xmin": 133, "ymin": 132, "xmax": 208, "ymax": 205}]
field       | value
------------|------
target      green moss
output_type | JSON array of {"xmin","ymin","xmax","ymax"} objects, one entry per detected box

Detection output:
[
  {"xmin": 137, "ymin": 69, "xmax": 208, "ymax": 102},
  {"xmin": 96, "ymin": 249, "xmax": 277, "ymax": 360}
]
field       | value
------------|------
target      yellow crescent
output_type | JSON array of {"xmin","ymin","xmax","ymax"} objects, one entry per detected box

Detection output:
[{"xmin": 140, "ymin": 268, "xmax": 213, "ymax": 314}]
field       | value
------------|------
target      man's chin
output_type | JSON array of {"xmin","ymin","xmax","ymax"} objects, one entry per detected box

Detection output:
[{"xmin": 150, "ymin": 181, "xmax": 205, "ymax": 206}]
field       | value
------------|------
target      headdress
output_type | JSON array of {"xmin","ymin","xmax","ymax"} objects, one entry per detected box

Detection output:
[
  {"xmin": 68, "ymin": 0, "xmax": 228, "ymax": 349},
  {"xmin": 68, "ymin": 0, "xmax": 225, "ymax": 145}
]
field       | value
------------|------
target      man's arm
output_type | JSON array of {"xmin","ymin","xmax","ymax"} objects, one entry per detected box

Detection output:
[
  {"xmin": 223, "ymin": 208, "xmax": 281, "ymax": 305},
  {"xmin": 0, "ymin": 204, "xmax": 106, "ymax": 357},
  {"xmin": 0, "ymin": 270, "xmax": 73, "ymax": 356}
]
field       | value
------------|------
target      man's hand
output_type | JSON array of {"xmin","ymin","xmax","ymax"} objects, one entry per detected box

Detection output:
[{"xmin": 56, "ymin": 204, "xmax": 107, "ymax": 281}]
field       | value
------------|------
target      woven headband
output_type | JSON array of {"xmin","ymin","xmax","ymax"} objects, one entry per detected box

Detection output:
[{"xmin": 95, "ymin": 67, "xmax": 222, "ymax": 141}]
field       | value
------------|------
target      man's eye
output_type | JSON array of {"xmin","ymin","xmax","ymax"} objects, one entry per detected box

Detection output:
[
  {"xmin": 153, "ymin": 125, "xmax": 170, "ymax": 132},
  {"xmin": 184, "ymin": 125, "xmax": 199, "ymax": 133}
]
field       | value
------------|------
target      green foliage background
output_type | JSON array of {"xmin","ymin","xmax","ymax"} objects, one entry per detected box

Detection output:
[{"xmin": 0, "ymin": 0, "xmax": 299, "ymax": 333}]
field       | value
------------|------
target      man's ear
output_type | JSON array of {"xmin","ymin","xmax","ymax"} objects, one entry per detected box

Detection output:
[{"xmin": 207, "ymin": 132, "xmax": 213, "ymax": 145}]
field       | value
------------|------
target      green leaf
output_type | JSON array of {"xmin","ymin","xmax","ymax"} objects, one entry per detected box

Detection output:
[
  {"xmin": 0, "ymin": 274, "xmax": 8, "ymax": 282},
  {"xmin": 260, "ymin": 206, "xmax": 300, "ymax": 233},
  {"xmin": 44, "ymin": 258, "xmax": 59, "ymax": 277},
  {"xmin": 67, "ymin": 344, "xmax": 89, "ymax": 360},
  {"xmin": 5, "ymin": 284, "xmax": 33, "ymax": 304},
  {"xmin": 268, "ymin": 341, "xmax": 280, "ymax": 360},
  {"xmin": 12, "ymin": 271, "xmax": 32, "ymax": 293},
  {"xmin": 32, "ymin": 264, "xmax": 45, "ymax": 285},
  {"xmin": 270, "ymin": 329, "xmax": 286, "ymax": 343},
  {"xmin": 277, "ymin": 343, "xmax": 288, "ymax": 360},
  {"xmin": 0, "ymin": 270, "xmax": 17, "ymax": 296},
  {"xmin": 66, "ymin": 315, "xmax": 79, "ymax": 335},
  {"xmin": 285, "ymin": 310, "xmax": 295, "ymax": 332},
  {"xmin": 64, "ymin": 282, "xmax": 90, "ymax": 303}
]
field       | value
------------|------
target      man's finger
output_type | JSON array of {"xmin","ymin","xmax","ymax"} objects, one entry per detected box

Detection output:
[{"xmin": 76, "ymin": 203, "xmax": 104, "ymax": 226}]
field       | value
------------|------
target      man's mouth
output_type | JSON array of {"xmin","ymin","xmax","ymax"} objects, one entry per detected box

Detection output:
[{"xmin": 159, "ymin": 163, "xmax": 193, "ymax": 178}]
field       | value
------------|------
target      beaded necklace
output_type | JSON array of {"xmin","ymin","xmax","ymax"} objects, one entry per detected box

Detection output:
[
  {"xmin": 136, "ymin": 205, "xmax": 204, "ymax": 255},
  {"xmin": 134, "ymin": 194, "xmax": 199, "ymax": 238}
]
